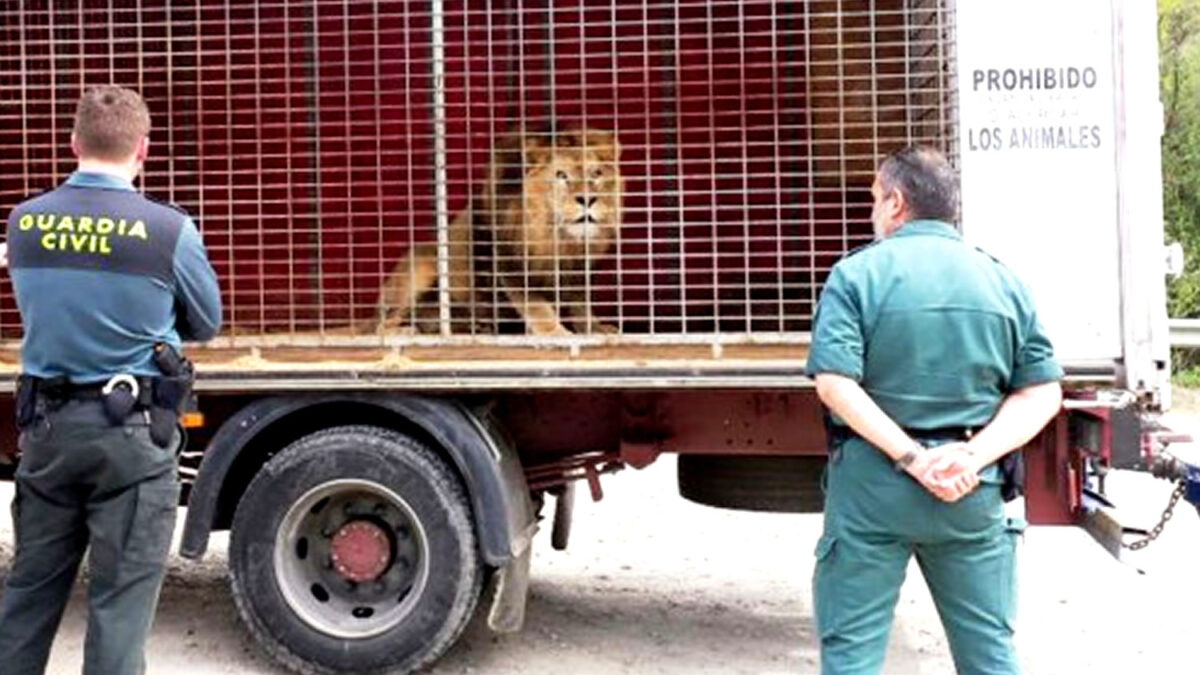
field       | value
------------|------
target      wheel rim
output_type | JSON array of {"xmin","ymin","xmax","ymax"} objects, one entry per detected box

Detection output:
[{"xmin": 274, "ymin": 479, "xmax": 430, "ymax": 639}]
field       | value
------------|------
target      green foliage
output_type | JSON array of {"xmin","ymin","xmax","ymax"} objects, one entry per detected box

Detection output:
[
  {"xmin": 1162, "ymin": 0, "xmax": 1200, "ymax": 318},
  {"xmin": 1172, "ymin": 364, "xmax": 1200, "ymax": 388}
]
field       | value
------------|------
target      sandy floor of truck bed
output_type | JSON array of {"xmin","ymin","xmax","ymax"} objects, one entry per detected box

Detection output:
[
  {"xmin": 0, "ymin": 343, "xmax": 808, "ymax": 370},
  {"xmin": 0, "ymin": 342, "xmax": 812, "ymax": 391}
]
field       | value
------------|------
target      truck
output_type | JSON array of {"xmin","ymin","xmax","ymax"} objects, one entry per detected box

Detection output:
[{"xmin": 1, "ymin": 1, "xmax": 1195, "ymax": 674}]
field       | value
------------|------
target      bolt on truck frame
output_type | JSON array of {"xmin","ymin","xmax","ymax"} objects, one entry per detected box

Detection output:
[{"xmin": 0, "ymin": 1, "xmax": 1193, "ymax": 673}]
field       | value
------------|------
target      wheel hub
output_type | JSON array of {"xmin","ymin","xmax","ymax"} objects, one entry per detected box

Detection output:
[
  {"xmin": 329, "ymin": 520, "xmax": 391, "ymax": 582},
  {"xmin": 274, "ymin": 479, "xmax": 430, "ymax": 639}
]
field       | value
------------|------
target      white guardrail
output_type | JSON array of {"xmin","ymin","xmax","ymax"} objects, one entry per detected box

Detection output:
[{"xmin": 1170, "ymin": 319, "xmax": 1200, "ymax": 347}]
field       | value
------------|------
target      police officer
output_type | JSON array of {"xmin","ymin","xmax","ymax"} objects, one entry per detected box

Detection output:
[
  {"xmin": 806, "ymin": 147, "xmax": 1063, "ymax": 675},
  {"xmin": 0, "ymin": 85, "xmax": 221, "ymax": 674}
]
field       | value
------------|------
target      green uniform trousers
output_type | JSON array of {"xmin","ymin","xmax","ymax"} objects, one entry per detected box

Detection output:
[
  {"xmin": 814, "ymin": 439, "xmax": 1024, "ymax": 675},
  {"xmin": 0, "ymin": 399, "xmax": 180, "ymax": 675}
]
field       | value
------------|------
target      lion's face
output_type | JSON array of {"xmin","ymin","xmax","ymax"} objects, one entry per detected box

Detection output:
[{"xmin": 520, "ymin": 130, "xmax": 622, "ymax": 243}]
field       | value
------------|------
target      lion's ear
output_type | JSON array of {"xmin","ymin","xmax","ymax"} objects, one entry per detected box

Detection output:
[
  {"xmin": 522, "ymin": 143, "xmax": 553, "ymax": 173},
  {"xmin": 602, "ymin": 135, "xmax": 620, "ymax": 163},
  {"xmin": 485, "ymin": 132, "xmax": 536, "ymax": 195},
  {"xmin": 494, "ymin": 131, "xmax": 553, "ymax": 175},
  {"xmin": 580, "ymin": 130, "xmax": 619, "ymax": 163}
]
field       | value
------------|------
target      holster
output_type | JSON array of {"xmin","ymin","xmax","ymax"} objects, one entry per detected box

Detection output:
[
  {"xmin": 821, "ymin": 405, "xmax": 837, "ymax": 454},
  {"xmin": 149, "ymin": 342, "xmax": 195, "ymax": 450},
  {"xmin": 15, "ymin": 374, "xmax": 39, "ymax": 430},
  {"xmin": 999, "ymin": 451, "xmax": 1025, "ymax": 503}
]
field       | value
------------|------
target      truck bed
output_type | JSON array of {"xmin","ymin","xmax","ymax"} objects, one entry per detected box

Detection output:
[
  {"xmin": 0, "ymin": 342, "xmax": 811, "ymax": 392},
  {"xmin": 0, "ymin": 3, "xmax": 1123, "ymax": 394}
]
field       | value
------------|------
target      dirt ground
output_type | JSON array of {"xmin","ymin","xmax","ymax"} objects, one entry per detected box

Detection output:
[{"xmin": 2, "ymin": 403, "xmax": 1200, "ymax": 674}]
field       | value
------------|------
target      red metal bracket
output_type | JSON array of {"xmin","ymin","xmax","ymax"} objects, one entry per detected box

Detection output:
[{"xmin": 524, "ymin": 451, "xmax": 624, "ymax": 501}]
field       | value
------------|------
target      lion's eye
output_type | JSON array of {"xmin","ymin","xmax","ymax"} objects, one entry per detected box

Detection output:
[
  {"xmin": 555, "ymin": 170, "xmax": 569, "ymax": 183},
  {"xmin": 589, "ymin": 167, "xmax": 603, "ymax": 180}
]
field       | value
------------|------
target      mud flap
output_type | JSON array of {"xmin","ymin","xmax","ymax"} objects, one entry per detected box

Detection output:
[
  {"xmin": 1081, "ymin": 504, "xmax": 1126, "ymax": 559},
  {"xmin": 486, "ymin": 521, "xmax": 537, "ymax": 633}
]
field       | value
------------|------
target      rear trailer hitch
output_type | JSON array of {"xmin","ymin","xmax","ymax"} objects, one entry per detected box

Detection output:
[
  {"xmin": 1120, "ymin": 455, "xmax": 1200, "ymax": 551},
  {"xmin": 1152, "ymin": 454, "xmax": 1200, "ymax": 509},
  {"xmin": 1073, "ymin": 404, "xmax": 1200, "ymax": 557}
]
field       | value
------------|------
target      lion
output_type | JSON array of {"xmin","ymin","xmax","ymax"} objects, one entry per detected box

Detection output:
[{"xmin": 370, "ymin": 128, "xmax": 623, "ymax": 336}]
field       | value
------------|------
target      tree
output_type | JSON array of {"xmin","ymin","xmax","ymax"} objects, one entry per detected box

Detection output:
[{"xmin": 1161, "ymin": 0, "xmax": 1200, "ymax": 319}]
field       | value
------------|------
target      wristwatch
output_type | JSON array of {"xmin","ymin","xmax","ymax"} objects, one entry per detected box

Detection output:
[{"xmin": 893, "ymin": 447, "xmax": 920, "ymax": 473}]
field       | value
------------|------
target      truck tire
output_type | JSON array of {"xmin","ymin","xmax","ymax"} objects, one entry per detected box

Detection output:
[
  {"xmin": 229, "ymin": 425, "xmax": 483, "ymax": 675},
  {"xmin": 678, "ymin": 455, "xmax": 827, "ymax": 513}
]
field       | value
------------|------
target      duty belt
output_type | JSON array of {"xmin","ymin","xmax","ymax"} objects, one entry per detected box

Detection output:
[
  {"xmin": 826, "ymin": 424, "xmax": 978, "ymax": 446},
  {"xmin": 16, "ymin": 343, "xmax": 195, "ymax": 451},
  {"xmin": 824, "ymin": 422, "xmax": 1025, "ymax": 502},
  {"xmin": 35, "ymin": 374, "xmax": 155, "ymax": 407}
]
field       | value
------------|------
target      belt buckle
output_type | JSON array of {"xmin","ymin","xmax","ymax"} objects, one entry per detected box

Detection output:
[{"xmin": 101, "ymin": 373, "xmax": 139, "ymax": 398}]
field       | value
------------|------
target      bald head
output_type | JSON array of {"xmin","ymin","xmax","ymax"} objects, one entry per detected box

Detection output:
[{"xmin": 874, "ymin": 146, "xmax": 959, "ymax": 230}]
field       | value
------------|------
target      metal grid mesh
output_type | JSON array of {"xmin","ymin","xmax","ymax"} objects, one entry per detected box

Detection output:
[{"xmin": 0, "ymin": 0, "xmax": 956, "ymax": 348}]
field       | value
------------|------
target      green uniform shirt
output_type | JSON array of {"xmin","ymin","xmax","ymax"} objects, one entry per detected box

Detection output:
[{"xmin": 806, "ymin": 219, "xmax": 1063, "ymax": 430}]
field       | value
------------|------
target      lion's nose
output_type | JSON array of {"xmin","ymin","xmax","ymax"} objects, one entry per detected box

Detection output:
[{"xmin": 576, "ymin": 196, "xmax": 597, "ymax": 208}]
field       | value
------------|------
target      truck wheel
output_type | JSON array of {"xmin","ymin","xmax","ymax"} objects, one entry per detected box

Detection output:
[
  {"xmin": 229, "ymin": 425, "xmax": 483, "ymax": 675},
  {"xmin": 678, "ymin": 455, "xmax": 827, "ymax": 513}
]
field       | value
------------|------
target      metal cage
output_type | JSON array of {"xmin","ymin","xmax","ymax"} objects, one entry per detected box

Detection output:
[{"xmin": 0, "ymin": 0, "xmax": 956, "ymax": 351}]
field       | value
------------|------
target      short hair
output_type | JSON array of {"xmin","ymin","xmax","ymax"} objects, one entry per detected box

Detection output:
[
  {"xmin": 876, "ymin": 146, "xmax": 959, "ymax": 223},
  {"xmin": 72, "ymin": 85, "xmax": 151, "ymax": 162}
]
